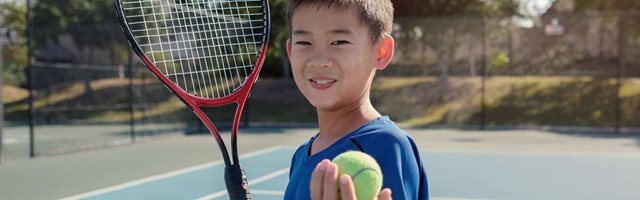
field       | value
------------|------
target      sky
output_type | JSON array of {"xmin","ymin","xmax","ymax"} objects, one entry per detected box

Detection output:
[
  {"xmin": 521, "ymin": 0, "xmax": 556, "ymax": 16},
  {"xmin": 514, "ymin": 0, "xmax": 557, "ymax": 28}
]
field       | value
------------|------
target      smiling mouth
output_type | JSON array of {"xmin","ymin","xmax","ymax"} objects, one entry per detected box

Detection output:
[
  {"xmin": 308, "ymin": 79, "xmax": 337, "ymax": 90},
  {"xmin": 309, "ymin": 79, "xmax": 337, "ymax": 85}
]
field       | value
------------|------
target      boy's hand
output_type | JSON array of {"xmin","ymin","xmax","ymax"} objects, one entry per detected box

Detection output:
[{"xmin": 310, "ymin": 159, "xmax": 392, "ymax": 200}]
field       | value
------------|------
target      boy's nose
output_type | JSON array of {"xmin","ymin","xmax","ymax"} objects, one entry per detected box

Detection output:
[{"xmin": 307, "ymin": 55, "xmax": 333, "ymax": 69}]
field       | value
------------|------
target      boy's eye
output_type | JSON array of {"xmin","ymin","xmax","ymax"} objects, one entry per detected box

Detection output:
[
  {"xmin": 331, "ymin": 40, "xmax": 350, "ymax": 45},
  {"xmin": 295, "ymin": 41, "xmax": 311, "ymax": 46}
]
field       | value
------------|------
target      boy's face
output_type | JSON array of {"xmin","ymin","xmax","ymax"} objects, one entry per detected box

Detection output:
[{"xmin": 287, "ymin": 5, "xmax": 393, "ymax": 111}]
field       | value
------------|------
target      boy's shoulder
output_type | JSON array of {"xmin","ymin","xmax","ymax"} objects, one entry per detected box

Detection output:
[
  {"xmin": 352, "ymin": 116, "xmax": 408, "ymax": 139},
  {"xmin": 348, "ymin": 116, "xmax": 415, "ymax": 152},
  {"xmin": 291, "ymin": 116, "xmax": 415, "ymax": 159}
]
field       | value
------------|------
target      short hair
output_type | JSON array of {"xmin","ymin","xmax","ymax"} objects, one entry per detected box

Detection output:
[{"xmin": 285, "ymin": 0, "xmax": 394, "ymax": 42}]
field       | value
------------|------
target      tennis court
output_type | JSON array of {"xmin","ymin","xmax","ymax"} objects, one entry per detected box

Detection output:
[
  {"xmin": 2, "ymin": 0, "xmax": 640, "ymax": 200},
  {"xmin": 2, "ymin": 128, "xmax": 640, "ymax": 200}
]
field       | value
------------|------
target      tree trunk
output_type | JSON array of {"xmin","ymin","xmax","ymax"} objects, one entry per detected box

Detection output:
[{"xmin": 436, "ymin": 38, "xmax": 448, "ymax": 81}]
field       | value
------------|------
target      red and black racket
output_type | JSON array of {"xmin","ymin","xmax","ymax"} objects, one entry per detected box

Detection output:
[{"xmin": 115, "ymin": 0, "xmax": 269, "ymax": 199}]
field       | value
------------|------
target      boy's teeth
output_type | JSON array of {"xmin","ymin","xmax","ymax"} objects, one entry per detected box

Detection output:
[{"xmin": 312, "ymin": 79, "xmax": 335, "ymax": 85}]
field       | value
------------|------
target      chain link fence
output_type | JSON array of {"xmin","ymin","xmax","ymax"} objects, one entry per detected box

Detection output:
[
  {"xmin": 376, "ymin": 12, "xmax": 640, "ymax": 131},
  {"xmin": 11, "ymin": 21, "xmax": 201, "ymax": 156},
  {"xmin": 7, "ymin": 11, "xmax": 639, "ymax": 158}
]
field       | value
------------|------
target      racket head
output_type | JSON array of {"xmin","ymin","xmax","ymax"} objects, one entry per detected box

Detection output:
[{"xmin": 115, "ymin": 0, "xmax": 270, "ymax": 106}]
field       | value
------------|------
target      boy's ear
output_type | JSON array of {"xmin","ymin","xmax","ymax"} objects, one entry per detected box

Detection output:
[
  {"xmin": 286, "ymin": 38, "xmax": 292, "ymax": 58},
  {"xmin": 375, "ymin": 35, "xmax": 394, "ymax": 70}
]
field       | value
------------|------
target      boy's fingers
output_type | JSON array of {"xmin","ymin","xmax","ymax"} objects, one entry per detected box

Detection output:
[
  {"xmin": 322, "ymin": 162, "xmax": 339, "ymax": 200},
  {"xmin": 310, "ymin": 160, "xmax": 328, "ymax": 200},
  {"xmin": 377, "ymin": 188, "xmax": 392, "ymax": 200},
  {"xmin": 339, "ymin": 175, "xmax": 357, "ymax": 200}
]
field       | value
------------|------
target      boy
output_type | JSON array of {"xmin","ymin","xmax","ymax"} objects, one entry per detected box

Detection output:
[{"xmin": 283, "ymin": 0, "xmax": 429, "ymax": 199}]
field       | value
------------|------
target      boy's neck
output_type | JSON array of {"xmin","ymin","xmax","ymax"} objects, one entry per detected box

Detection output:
[{"xmin": 310, "ymin": 98, "xmax": 381, "ymax": 155}]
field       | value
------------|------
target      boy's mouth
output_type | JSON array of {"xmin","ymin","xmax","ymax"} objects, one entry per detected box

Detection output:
[
  {"xmin": 309, "ymin": 78, "xmax": 337, "ymax": 90},
  {"xmin": 310, "ymin": 79, "xmax": 336, "ymax": 85}
]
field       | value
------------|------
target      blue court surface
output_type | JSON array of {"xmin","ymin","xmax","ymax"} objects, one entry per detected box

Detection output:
[
  {"xmin": 60, "ymin": 146, "xmax": 294, "ymax": 200},
  {"xmin": 58, "ymin": 145, "xmax": 640, "ymax": 200}
]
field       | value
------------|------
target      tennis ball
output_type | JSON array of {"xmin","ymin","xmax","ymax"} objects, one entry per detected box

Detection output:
[{"xmin": 332, "ymin": 151, "xmax": 383, "ymax": 200}]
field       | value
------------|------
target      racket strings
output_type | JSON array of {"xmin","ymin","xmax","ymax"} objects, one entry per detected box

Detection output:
[{"xmin": 122, "ymin": 0, "xmax": 265, "ymax": 98}]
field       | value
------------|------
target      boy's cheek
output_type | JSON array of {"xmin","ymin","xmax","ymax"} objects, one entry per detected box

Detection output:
[{"xmin": 292, "ymin": 73, "xmax": 305, "ymax": 86}]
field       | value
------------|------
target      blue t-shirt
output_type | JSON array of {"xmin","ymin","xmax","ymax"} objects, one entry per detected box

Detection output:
[{"xmin": 283, "ymin": 116, "xmax": 429, "ymax": 200}]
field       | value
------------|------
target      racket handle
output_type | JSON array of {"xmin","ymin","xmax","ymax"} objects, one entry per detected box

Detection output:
[{"xmin": 224, "ymin": 164, "xmax": 251, "ymax": 200}]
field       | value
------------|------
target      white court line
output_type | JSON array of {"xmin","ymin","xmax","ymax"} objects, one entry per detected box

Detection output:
[
  {"xmin": 250, "ymin": 189, "xmax": 285, "ymax": 196},
  {"xmin": 59, "ymin": 145, "xmax": 289, "ymax": 200},
  {"xmin": 196, "ymin": 167, "xmax": 289, "ymax": 200},
  {"xmin": 3, "ymin": 138, "xmax": 18, "ymax": 144},
  {"xmin": 432, "ymin": 198, "xmax": 499, "ymax": 200}
]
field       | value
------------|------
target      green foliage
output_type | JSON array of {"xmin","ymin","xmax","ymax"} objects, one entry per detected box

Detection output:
[
  {"xmin": 2, "ymin": 49, "xmax": 28, "ymax": 85},
  {"xmin": 489, "ymin": 51, "xmax": 510, "ymax": 72},
  {"xmin": 261, "ymin": 0, "xmax": 288, "ymax": 77},
  {"xmin": 1, "ymin": 3, "xmax": 26, "ymax": 33},
  {"xmin": 570, "ymin": 0, "xmax": 640, "ymax": 43},
  {"xmin": 1, "ymin": 2, "xmax": 28, "ymax": 85},
  {"xmin": 32, "ymin": 0, "xmax": 120, "ymax": 50},
  {"xmin": 573, "ymin": 0, "xmax": 640, "ymax": 11},
  {"xmin": 393, "ymin": 0, "xmax": 520, "ymax": 17},
  {"xmin": 29, "ymin": 0, "xmax": 289, "ymax": 77}
]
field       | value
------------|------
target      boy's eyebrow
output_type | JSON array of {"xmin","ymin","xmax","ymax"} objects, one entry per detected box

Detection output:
[
  {"xmin": 330, "ymin": 29, "xmax": 353, "ymax": 35},
  {"xmin": 292, "ymin": 29, "xmax": 354, "ymax": 36},
  {"xmin": 292, "ymin": 29, "xmax": 309, "ymax": 35}
]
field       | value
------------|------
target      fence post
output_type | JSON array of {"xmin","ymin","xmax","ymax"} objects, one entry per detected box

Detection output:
[
  {"xmin": 615, "ymin": 61, "xmax": 621, "ymax": 134},
  {"xmin": 615, "ymin": 14, "xmax": 625, "ymax": 134},
  {"xmin": 480, "ymin": 14, "xmax": 487, "ymax": 130},
  {"xmin": 128, "ymin": 51, "xmax": 135, "ymax": 143},
  {"xmin": 0, "ymin": 30, "xmax": 4, "ymax": 163},
  {"xmin": 26, "ymin": 0, "xmax": 35, "ymax": 158}
]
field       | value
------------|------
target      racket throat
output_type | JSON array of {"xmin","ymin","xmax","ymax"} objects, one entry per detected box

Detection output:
[
  {"xmin": 230, "ymin": 101, "xmax": 247, "ymax": 164},
  {"xmin": 224, "ymin": 164, "xmax": 251, "ymax": 200}
]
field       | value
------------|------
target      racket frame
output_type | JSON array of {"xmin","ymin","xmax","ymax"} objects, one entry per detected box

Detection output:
[{"xmin": 114, "ymin": 1, "xmax": 271, "ymax": 196}]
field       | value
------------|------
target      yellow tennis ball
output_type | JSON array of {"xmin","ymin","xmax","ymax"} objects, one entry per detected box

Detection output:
[{"xmin": 332, "ymin": 151, "xmax": 383, "ymax": 200}]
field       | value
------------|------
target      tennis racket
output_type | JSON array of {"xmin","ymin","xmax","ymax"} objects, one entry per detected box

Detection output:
[{"xmin": 115, "ymin": 0, "xmax": 269, "ymax": 199}]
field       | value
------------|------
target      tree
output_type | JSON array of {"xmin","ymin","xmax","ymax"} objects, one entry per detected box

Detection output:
[
  {"xmin": 262, "ymin": 0, "xmax": 289, "ymax": 78},
  {"xmin": 0, "ymin": 2, "xmax": 28, "ymax": 85},
  {"xmin": 572, "ymin": 0, "xmax": 640, "ymax": 11},
  {"xmin": 544, "ymin": 0, "xmax": 640, "ymax": 71},
  {"xmin": 391, "ymin": 0, "xmax": 520, "ymax": 80},
  {"xmin": 393, "ymin": 0, "xmax": 519, "ymax": 17},
  {"xmin": 32, "ymin": 0, "xmax": 128, "ymax": 64}
]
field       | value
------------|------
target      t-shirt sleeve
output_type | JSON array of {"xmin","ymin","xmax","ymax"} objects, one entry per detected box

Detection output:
[
  {"xmin": 289, "ymin": 145, "xmax": 304, "ymax": 178},
  {"xmin": 353, "ymin": 132, "xmax": 429, "ymax": 200}
]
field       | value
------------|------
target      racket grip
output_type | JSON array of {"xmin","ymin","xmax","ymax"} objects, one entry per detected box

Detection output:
[{"xmin": 224, "ymin": 164, "xmax": 251, "ymax": 200}]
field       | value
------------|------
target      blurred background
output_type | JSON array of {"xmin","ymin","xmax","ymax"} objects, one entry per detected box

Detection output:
[{"xmin": 0, "ymin": 0, "xmax": 638, "ymax": 162}]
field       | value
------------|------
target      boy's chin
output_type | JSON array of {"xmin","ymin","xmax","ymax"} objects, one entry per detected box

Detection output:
[
  {"xmin": 309, "ymin": 101, "xmax": 339, "ymax": 111},
  {"xmin": 310, "ymin": 102, "xmax": 331, "ymax": 110}
]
